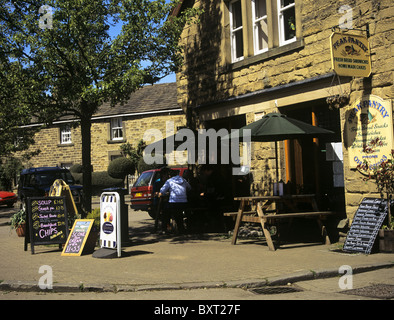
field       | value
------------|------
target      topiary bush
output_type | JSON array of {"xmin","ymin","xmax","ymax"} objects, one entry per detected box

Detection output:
[
  {"xmin": 92, "ymin": 171, "xmax": 124, "ymax": 195},
  {"xmin": 70, "ymin": 164, "xmax": 83, "ymax": 173},
  {"xmin": 108, "ymin": 157, "xmax": 135, "ymax": 179}
]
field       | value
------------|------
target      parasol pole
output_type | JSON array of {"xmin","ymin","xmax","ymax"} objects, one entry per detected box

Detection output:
[{"xmin": 275, "ymin": 141, "xmax": 279, "ymax": 191}]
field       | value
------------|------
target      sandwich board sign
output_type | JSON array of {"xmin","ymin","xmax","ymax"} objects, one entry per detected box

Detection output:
[
  {"xmin": 24, "ymin": 197, "xmax": 68, "ymax": 254},
  {"xmin": 62, "ymin": 219, "xmax": 95, "ymax": 256},
  {"xmin": 99, "ymin": 192, "xmax": 121, "ymax": 258}
]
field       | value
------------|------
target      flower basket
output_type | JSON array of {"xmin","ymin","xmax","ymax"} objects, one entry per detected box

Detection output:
[
  {"xmin": 326, "ymin": 94, "xmax": 350, "ymax": 110},
  {"xmin": 16, "ymin": 222, "xmax": 26, "ymax": 237},
  {"xmin": 378, "ymin": 229, "xmax": 394, "ymax": 253}
]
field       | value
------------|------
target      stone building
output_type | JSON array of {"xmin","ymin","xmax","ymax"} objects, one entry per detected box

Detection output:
[
  {"xmin": 18, "ymin": 83, "xmax": 185, "ymax": 173},
  {"xmin": 173, "ymin": 0, "xmax": 394, "ymax": 221}
]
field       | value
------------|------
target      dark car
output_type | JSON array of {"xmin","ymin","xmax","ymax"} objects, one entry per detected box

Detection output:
[
  {"xmin": 18, "ymin": 167, "xmax": 83, "ymax": 210},
  {"xmin": 130, "ymin": 167, "xmax": 188, "ymax": 218},
  {"xmin": 0, "ymin": 191, "xmax": 18, "ymax": 208}
]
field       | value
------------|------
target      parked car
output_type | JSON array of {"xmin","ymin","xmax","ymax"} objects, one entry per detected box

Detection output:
[
  {"xmin": 18, "ymin": 167, "xmax": 83, "ymax": 210},
  {"xmin": 130, "ymin": 167, "xmax": 188, "ymax": 218},
  {"xmin": 0, "ymin": 191, "xmax": 18, "ymax": 208}
]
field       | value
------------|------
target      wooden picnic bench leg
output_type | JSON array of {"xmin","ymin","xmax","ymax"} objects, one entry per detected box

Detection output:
[
  {"xmin": 316, "ymin": 218, "xmax": 331, "ymax": 245},
  {"xmin": 231, "ymin": 200, "xmax": 245, "ymax": 245},
  {"xmin": 257, "ymin": 203, "xmax": 276, "ymax": 251}
]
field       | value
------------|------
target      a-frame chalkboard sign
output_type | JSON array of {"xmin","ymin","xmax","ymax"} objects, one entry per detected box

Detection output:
[
  {"xmin": 62, "ymin": 219, "xmax": 95, "ymax": 256},
  {"xmin": 24, "ymin": 197, "xmax": 69, "ymax": 254},
  {"xmin": 343, "ymin": 197, "xmax": 392, "ymax": 254}
]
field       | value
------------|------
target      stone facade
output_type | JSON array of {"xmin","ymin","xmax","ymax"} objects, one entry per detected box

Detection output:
[
  {"xmin": 17, "ymin": 83, "xmax": 185, "ymax": 174},
  {"xmin": 175, "ymin": 0, "xmax": 394, "ymax": 221}
]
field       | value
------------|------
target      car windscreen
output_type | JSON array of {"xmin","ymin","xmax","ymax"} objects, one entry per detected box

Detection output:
[
  {"xmin": 133, "ymin": 171, "xmax": 154, "ymax": 187},
  {"xmin": 36, "ymin": 171, "xmax": 75, "ymax": 186}
]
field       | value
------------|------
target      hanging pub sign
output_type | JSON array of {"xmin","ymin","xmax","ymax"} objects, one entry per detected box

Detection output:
[
  {"xmin": 345, "ymin": 95, "xmax": 393, "ymax": 171},
  {"xmin": 330, "ymin": 32, "xmax": 371, "ymax": 77}
]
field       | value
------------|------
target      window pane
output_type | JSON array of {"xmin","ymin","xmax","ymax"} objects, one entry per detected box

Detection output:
[
  {"xmin": 231, "ymin": 0, "xmax": 242, "ymax": 29},
  {"xmin": 111, "ymin": 118, "xmax": 123, "ymax": 140},
  {"xmin": 234, "ymin": 29, "xmax": 244, "ymax": 59},
  {"xmin": 283, "ymin": 6, "xmax": 296, "ymax": 41},
  {"xmin": 281, "ymin": 0, "xmax": 294, "ymax": 8},
  {"xmin": 61, "ymin": 126, "xmax": 72, "ymax": 144},
  {"xmin": 255, "ymin": 0, "xmax": 267, "ymax": 18},
  {"xmin": 256, "ymin": 18, "xmax": 268, "ymax": 51}
]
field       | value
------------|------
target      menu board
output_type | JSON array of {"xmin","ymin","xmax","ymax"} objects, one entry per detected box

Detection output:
[
  {"xmin": 62, "ymin": 219, "xmax": 95, "ymax": 256},
  {"xmin": 25, "ymin": 197, "xmax": 68, "ymax": 254},
  {"xmin": 343, "ymin": 198, "xmax": 390, "ymax": 254}
]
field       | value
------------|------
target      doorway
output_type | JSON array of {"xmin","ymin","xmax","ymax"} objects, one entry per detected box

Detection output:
[{"xmin": 281, "ymin": 99, "xmax": 345, "ymax": 211}]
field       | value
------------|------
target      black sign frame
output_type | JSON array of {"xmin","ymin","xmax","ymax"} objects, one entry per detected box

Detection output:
[
  {"xmin": 24, "ymin": 196, "xmax": 69, "ymax": 254},
  {"xmin": 343, "ymin": 197, "xmax": 391, "ymax": 254}
]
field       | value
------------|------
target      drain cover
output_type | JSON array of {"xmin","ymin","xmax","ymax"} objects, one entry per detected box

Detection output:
[
  {"xmin": 341, "ymin": 284, "xmax": 394, "ymax": 300},
  {"xmin": 250, "ymin": 286, "xmax": 303, "ymax": 295}
]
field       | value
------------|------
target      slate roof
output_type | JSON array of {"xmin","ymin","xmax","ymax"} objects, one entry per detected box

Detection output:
[{"xmin": 94, "ymin": 82, "xmax": 181, "ymax": 118}]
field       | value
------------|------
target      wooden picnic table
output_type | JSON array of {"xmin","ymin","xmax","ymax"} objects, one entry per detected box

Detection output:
[{"xmin": 225, "ymin": 195, "xmax": 336, "ymax": 251}]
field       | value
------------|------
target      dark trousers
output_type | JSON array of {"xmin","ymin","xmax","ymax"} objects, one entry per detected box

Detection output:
[{"xmin": 166, "ymin": 202, "xmax": 187, "ymax": 234}]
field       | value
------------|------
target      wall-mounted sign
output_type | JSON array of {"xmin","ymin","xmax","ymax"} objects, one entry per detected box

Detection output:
[
  {"xmin": 345, "ymin": 95, "xmax": 393, "ymax": 170},
  {"xmin": 330, "ymin": 32, "xmax": 371, "ymax": 77}
]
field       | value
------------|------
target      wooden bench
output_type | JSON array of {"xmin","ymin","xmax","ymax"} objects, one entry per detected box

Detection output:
[{"xmin": 224, "ymin": 209, "xmax": 337, "ymax": 251}]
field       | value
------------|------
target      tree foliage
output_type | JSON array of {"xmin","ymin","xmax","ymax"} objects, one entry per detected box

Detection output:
[{"xmin": 0, "ymin": 0, "xmax": 199, "ymax": 212}]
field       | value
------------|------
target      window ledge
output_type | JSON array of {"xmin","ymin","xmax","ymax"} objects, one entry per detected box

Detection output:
[
  {"xmin": 57, "ymin": 143, "xmax": 74, "ymax": 147},
  {"xmin": 226, "ymin": 38, "xmax": 304, "ymax": 72},
  {"xmin": 107, "ymin": 139, "xmax": 127, "ymax": 144}
]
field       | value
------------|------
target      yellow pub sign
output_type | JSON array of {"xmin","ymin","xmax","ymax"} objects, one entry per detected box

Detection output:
[{"xmin": 330, "ymin": 32, "xmax": 371, "ymax": 77}]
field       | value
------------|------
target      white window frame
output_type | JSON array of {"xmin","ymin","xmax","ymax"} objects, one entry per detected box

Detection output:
[
  {"xmin": 60, "ymin": 125, "xmax": 72, "ymax": 144},
  {"xmin": 252, "ymin": 0, "xmax": 269, "ymax": 55},
  {"xmin": 229, "ymin": 0, "xmax": 244, "ymax": 63},
  {"xmin": 110, "ymin": 118, "xmax": 123, "ymax": 141},
  {"xmin": 278, "ymin": 0, "xmax": 296, "ymax": 46}
]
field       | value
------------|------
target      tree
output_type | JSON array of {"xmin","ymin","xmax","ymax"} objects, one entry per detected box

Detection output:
[
  {"xmin": 120, "ymin": 140, "xmax": 146, "ymax": 173},
  {"xmin": 0, "ymin": 0, "xmax": 198, "ymax": 213}
]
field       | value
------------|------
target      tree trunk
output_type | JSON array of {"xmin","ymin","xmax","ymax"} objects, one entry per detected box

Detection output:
[
  {"xmin": 388, "ymin": 192, "xmax": 392, "ymax": 229},
  {"xmin": 81, "ymin": 114, "xmax": 92, "ymax": 216}
]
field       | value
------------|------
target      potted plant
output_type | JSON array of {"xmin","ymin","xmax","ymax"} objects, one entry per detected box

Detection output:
[
  {"xmin": 10, "ymin": 209, "xmax": 27, "ymax": 237},
  {"xmin": 85, "ymin": 208, "xmax": 101, "ymax": 251},
  {"xmin": 357, "ymin": 138, "xmax": 394, "ymax": 252}
]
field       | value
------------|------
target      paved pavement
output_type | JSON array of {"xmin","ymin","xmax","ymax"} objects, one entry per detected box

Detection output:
[{"xmin": 1, "ymin": 199, "xmax": 394, "ymax": 297}]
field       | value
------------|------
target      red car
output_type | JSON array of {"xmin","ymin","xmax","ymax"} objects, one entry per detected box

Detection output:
[
  {"xmin": 0, "ymin": 191, "xmax": 18, "ymax": 208},
  {"xmin": 130, "ymin": 167, "xmax": 188, "ymax": 218}
]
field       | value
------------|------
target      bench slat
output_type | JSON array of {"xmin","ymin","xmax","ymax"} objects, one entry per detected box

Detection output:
[{"xmin": 263, "ymin": 211, "xmax": 336, "ymax": 219}]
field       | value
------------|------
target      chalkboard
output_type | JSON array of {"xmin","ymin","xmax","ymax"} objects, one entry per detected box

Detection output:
[
  {"xmin": 62, "ymin": 219, "xmax": 95, "ymax": 256},
  {"xmin": 343, "ymin": 198, "xmax": 391, "ymax": 254},
  {"xmin": 25, "ymin": 197, "xmax": 69, "ymax": 254}
]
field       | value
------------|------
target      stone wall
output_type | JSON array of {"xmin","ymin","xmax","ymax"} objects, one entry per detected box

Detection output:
[{"xmin": 176, "ymin": 0, "xmax": 394, "ymax": 220}]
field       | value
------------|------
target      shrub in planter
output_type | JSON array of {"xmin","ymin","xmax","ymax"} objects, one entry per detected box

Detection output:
[
  {"xmin": 86, "ymin": 208, "xmax": 101, "ymax": 232},
  {"xmin": 10, "ymin": 209, "xmax": 26, "ymax": 237}
]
